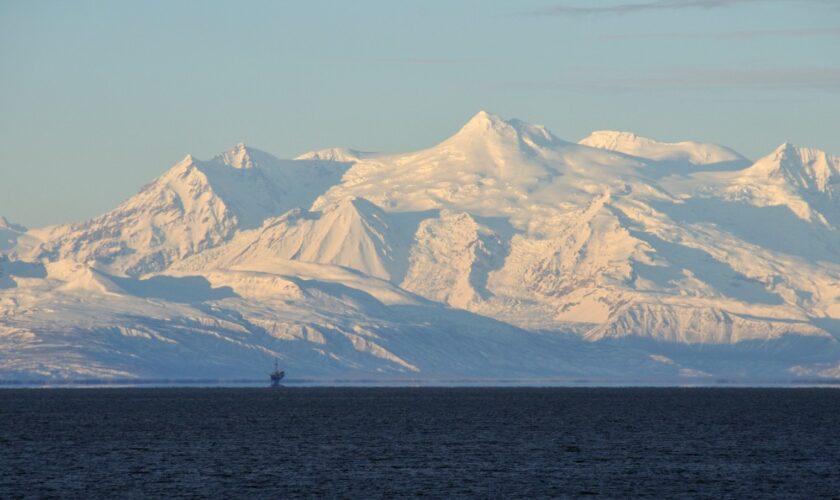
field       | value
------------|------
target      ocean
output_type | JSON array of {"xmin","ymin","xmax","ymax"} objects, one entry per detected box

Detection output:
[{"xmin": 2, "ymin": 387, "xmax": 839, "ymax": 498}]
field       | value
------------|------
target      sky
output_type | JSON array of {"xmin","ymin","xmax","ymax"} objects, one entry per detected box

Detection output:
[{"xmin": 1, "ymin": 0, "xmax": 839, "ymax": 227}]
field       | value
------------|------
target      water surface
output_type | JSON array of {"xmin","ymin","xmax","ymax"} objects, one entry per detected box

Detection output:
[{"xmin": 2, "ymin": 388, "xmax": 839, "ymax": 497}]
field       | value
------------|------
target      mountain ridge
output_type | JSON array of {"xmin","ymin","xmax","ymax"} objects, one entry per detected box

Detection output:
[
  {"xmin": 579, "ymin": 129, "xmax": 749, "ymax": 165},
  {"xmin": 2, "ymin": 111, "xmax": 840, "ymax": 381}
]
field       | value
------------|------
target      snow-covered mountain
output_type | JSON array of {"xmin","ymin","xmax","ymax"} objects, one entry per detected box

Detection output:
[
  {"xmin": 3, "ymin": 112, "xmax": 840, "ymax": 383},
  {"xmin": 722, "ymin": 143, "xmax": 840, "ymax": 227},
  {"xmin": 17, "ymin": 145, "xmax": 348, "ymax": 276}
]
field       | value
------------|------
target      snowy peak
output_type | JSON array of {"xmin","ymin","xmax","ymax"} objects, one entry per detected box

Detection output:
[
  {"xmin": 456, "ymin": 111, "xmax": 511, "ymax": 135},
  {"xmin": 24, "ymin": 140, "xmax": 354, "ymax": 276},
  {"xmin": 214, "ymin": 143, "xmax": 261, "ymax": 169},
  {"xmin": 580, "ymin": 130, "xmax": 747, "ymax": 165},
  {"xmin": 274, "ymin": 197, "xmax": 399, "ymax": 280},
  {"xmin": 748, "ymin": 143, "xmax": 840, "ymax": 195},
  {"xmin": 775, "ymin": 143, "xmax": 839, "ymax": 194},
  {"xmin": 296, "ymin": 147, "xmax": 369, "ymax": 163},
  {"xmin": 333, "ymin": 197, "xmax": 387, "ymax": 221},
  {"xmin": 445, "ymin": 111, "xmax": 565, "ymax": 151},
  {"xmin": 580, "ymin": 130, "xmax": 645, "ymax": 150},
  {"xmin": 26, "ymin": 152, "xmax": 240, "ymax": 275},
  {"xmin": 177, "ymin": 197, "xmax": 403, "ymax": 281}
]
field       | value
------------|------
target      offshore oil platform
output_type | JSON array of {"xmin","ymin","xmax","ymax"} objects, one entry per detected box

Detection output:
[{"xmin": 270, "ymin": 358, "xmax": 285, "ymax": 387}]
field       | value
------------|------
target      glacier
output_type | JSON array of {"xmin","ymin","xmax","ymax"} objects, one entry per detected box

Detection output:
[{"xmin": 2, "ymin": 111, "xmax": 839, "ymax": 383}]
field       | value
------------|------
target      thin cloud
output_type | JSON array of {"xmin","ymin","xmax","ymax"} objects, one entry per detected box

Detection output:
[
  {"xmin": 528, "ymin": 0, "xmax": 834, "ymax": 16},
  {"xmin": 377, "ymin": 58, "xmax": 477, "ymax": 65},
  {"xmin": 504, "ymin": 68, "xmax": 840, "ymax": 92},
  {"xmin": 531, "ymin": 0, "xmax": 759, "ymax": 15},
  {"xmin": 602, "ymin": 27, "xmax": 840, "ymax": 40}
]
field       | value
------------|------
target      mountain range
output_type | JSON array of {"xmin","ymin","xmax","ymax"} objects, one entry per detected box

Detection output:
[{"xmin": 2, "ymin": 111, "xmax": 839, "ymax": 383}]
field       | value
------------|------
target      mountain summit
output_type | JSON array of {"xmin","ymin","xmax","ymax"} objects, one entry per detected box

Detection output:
[
  {"xmin": 761, "ymin": 143, "xmax": 840, "ymax": 195},
  {"xmin": 215, "ymin": 143, "xmax": 273, "ymax": 169},
  {"xmin": 445, "ymin": 111, "xmax": 566, "ymax": 152},
  {"xmin": 22, "ymin": 146, "xmax": 348, "ymax": 274}
]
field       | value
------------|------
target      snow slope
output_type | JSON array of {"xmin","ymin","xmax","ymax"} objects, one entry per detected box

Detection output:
[
  {"xmin": 3, "ymin": 111, "xmax": 840, "ymax": 382},
  {"xmin": 175, "ymin": 198, "xmax": 407, "ymax": 282},
  {"xmin": 0, "ymin": 257, "xmax": 691, "ymax": 381}
]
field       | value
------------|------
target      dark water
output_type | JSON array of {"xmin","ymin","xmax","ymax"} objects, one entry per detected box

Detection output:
[{"xmin": 2, "ymin": 388, "xmax": 840, "ymax": 498}]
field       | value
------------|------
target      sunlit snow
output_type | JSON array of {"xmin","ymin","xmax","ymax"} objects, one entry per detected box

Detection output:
[{"xmin": 2, "ymin": 112, "xmax": 839, "ymax": 382}]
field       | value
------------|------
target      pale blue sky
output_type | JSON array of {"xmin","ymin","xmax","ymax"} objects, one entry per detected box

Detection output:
[{"xmin": 1, "ymin": 0, "xmax": 838, "ymax": 227}]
